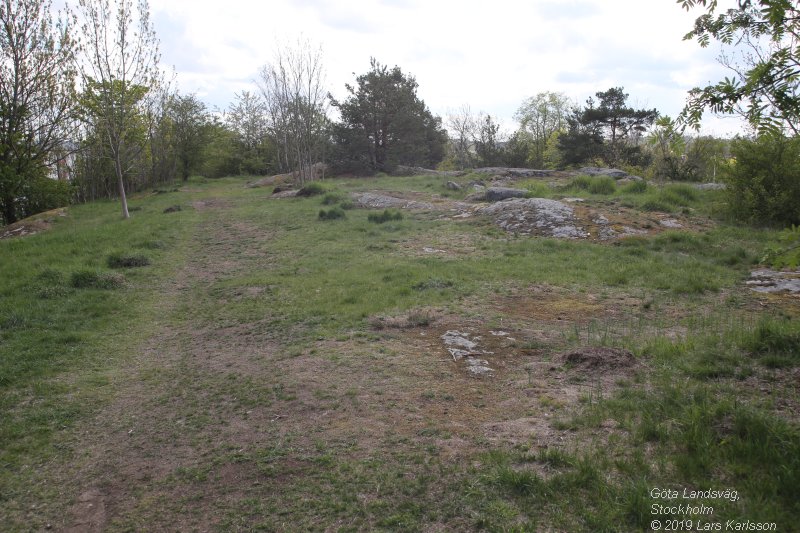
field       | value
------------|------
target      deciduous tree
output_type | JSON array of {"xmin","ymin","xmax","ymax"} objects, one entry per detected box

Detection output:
[
  {"xmin": 680, "ymin": 0, "xmax": 800, "ymax": 135},
  {"xmin": 76, "ymin": 0, "xmax": 163, "ymax": 219},
  {"xmin": 515, "ymin": 91, "xmax": 571, "ymax": 168},
  {"xmin": 0, "ymin": 0, "xmax": 79, "ymax": 224}
]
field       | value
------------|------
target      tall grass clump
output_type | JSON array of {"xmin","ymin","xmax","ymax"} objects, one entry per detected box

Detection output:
[{"xmin": 368, "ymin": 209, "xmax": 403, "ymax": 223}]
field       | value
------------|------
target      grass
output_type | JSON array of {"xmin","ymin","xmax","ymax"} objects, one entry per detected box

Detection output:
[{"xmin": 1, "ymin": 173, "xmax": 797, "ymax": 531}]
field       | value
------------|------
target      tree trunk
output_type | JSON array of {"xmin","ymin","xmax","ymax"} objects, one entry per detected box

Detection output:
[{"xmin": 114, "ymin": 156, "xmax": 130, "ymax": 219}]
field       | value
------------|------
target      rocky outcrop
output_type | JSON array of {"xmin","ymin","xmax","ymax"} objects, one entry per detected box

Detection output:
[
  {"xmin": 351, "ymin": 192, "xmax": 434, "ymax": 210},
  {"xmin": 747, "ymin": 270, "xmax": 800, "ymax": 293},
  {"xmin": 484, "ymin": 187, "xmax": 530, "ymax": 201},
  {"xmin": 579, "ymin": 167, "xmax": 629, "ymax": 178},
  {"xmin": 392, "ymin": 165, "xmax": 464, "ymax": 177},
  {"xmin": 479, "ymin": 198, "xmax": 586, "ymax": 238},
  {"xmin": 472, "ymin": 167, "xmax": 555, "ymax": 178}
]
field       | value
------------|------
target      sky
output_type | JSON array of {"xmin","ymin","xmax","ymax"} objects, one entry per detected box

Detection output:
[{"xmin": 147, "ymin": 0, "xmax": 747, "ymax": 137}]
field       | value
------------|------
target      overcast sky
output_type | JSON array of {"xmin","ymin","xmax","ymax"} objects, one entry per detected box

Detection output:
[{"xmin": 148, "ymin": 0, "xmax": 746, "ymax": 136}]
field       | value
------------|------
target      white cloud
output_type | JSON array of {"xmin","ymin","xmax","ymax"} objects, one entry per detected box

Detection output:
[{"xmin": 149, "ymin": 0, "xmax": 746, "ymax": 134}]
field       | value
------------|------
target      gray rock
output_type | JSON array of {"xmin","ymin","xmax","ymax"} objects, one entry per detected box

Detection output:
[
  {"xmin": 446, "ymin": 181, "xmax": 462, "ymax": 191},
  {"xmin": 480, "ymin": 198, "xmax": 587, "ymax": 238},
  {"xmin": 392, "ymin": 165, "xmax": 463, "ymax": 177},
  {"xmin": 484, "ymin": 187, "xmax": 530, "ymax": 202},
  {"xmin": 617, "ymin": 175, "xmax": 644, "ymax": 183},
  {"xmin": 351, "ymin": 192, "xmax": 434, "ymax": 210},
  {"xmin": 472, "ymin": 167, "xmax": 555, "ymax": 178},
  {"xmin": 694, "ymin": 182, "xmax": 727, "ymax": 190},
  {"xmin": 747, "ymin": 269, "xmax": 800, "ymax": 293},
  {"xmin": 579, "ymin": 167, "xmax": 628, "ymax": 178}
]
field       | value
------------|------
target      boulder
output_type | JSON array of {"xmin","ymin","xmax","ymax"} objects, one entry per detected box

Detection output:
[
  {"xmin": 480, "ymin": 198, "xmax": 586, "ymax": 238},
  {"xmin": 484, "ymin": 187, "xmax": 529, "ymax": 202},
  {"xmin": 579, "ymin": 167, "xmax": 628, "ymax": 179},
  {"xmin": 351, "ymin": 192, "xmax": 434, "ymax": 210},
  {"xmin": 472, "ymin": 167, "xmax": 555, "ymax": 178},
  {"xmin": 446, "ymin": 181, "xmax": 463, "ymax": 191},
  {"xmin": 694, "ymin": 182, "xmax": 726, "ymax": 191}
]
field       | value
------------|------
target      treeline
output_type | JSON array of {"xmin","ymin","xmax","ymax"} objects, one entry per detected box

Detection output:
[{"xmin": 1, "ymin": 0, "xmax": 798, "ymax": 231}]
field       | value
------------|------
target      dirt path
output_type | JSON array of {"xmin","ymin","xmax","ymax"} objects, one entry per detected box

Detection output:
[{"xmin": 51, "ymin": 194, "xmax": 641, "ymax": 532}]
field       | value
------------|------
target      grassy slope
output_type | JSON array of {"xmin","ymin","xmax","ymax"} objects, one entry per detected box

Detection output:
[{"xmin": 1, "ymin": 175, "xmax": 798, "ymax": 531}]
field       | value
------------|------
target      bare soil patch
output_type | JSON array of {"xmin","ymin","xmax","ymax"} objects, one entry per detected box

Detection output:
[{"xmin": 0, "ymin": 207, "xmax": 66, "ymax": 240}]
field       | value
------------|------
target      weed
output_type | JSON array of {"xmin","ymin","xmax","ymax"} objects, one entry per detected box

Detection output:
[
  {"xmin": 641, "ymin": 199, "xmax": 673, "ymax": 212},
  {"xmin": 318, "ymin": 207, "xmax": 346, "ymax": 221},
  {"xmin": 368, "ymin": 209, "xmax": 403, "ymax": 223}
]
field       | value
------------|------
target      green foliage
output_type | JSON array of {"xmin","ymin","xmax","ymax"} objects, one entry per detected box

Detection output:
[
  {"xmin": 514, "ymin": 91, "xmax": 572, "ymax": 168},
  {"xmin": 330, "ymin": 58, "xmax": 447, "ymax": 174},
  {"xmin": 762, "ymin": 225, "xmax": 800, "ymax": 268},
  {"xmin": 724, "ymin": 134, "xmax": 800, "ymax": 226},
  {"xmin": 318, "ymin": 207, "xmax": 346, "ymax": 220},
  {"xmin": 367, "ymin": 209, "xmax": 404, "ymax": 224},
  {"xmin": 559, "ymin": 87, "xmax": 657, "ymax": 167},
  {"xmin": 1, "ymin": 172, "xmax": 73, "ymax": 224},
  {"xmin": 680, "ymin": 0, "xmax": 800, "ymax": 134},
  {"xmin": 106, "ymin": 252, "xmax": 151, "ymax": 268}
]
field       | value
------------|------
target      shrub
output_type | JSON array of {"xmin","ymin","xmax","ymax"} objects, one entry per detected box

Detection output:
[
  {"xmin": 725, "ymin": 134, "xmax": 800, "ymax": 226},
  {"xmin": 70, "ymin": 270, "xmax": 126, "ymax": 289},
  {"xmin": 107, "ymin": 253, "xmax": 151, "ymax": 268},
  {"xmin": 318, "ymin": 207, "xmax": 346, "ymax": 220},
  {"xmin": 664, "ymin": 183, "xmax": 698, "ymax": 202},
  {"xmin": 296, "ymin": 181, "xmax": 327, "ymax": 197},
  {"xmin": 368, "ymin": 209, "xmax": 403, "ymax": 223}
]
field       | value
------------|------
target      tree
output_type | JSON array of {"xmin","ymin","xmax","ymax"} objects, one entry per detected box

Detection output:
[
  {"xmin": 0, "ymin": 0, "xmax": 79, "ymax": 224},
  {"xmin": 680, "ymin": 0, "xmax": 800, "ymax": 135},
  {"xmin": 330, "ymin": 59, "xmax": 447, "ymax": 174},
  {"xmin": 445, "ymin": 104, "xmax": 478, "ymax": 169},
  {"xmin": 474, "ymin": 114, "xmax": 503, "ymax": 167},
  {"xmin": 225, "ymin": 91, "xmax": 274, "ymax": 175},
  {"xmin": 76, "ymin": 0, "xmax": 163, "ymax": 219},
  {"xmin": 169, "ymin": 93, "xmax": 209, "ymax": 180},
  {"xmin": 514, "ymin": 91, "xmax": 571, "ymax": 168},
  {"xmin": 558, "ymin": 88, "xmax": 657, "ymax": 167},
  {"xmin": 257, "ymin": 40, "xmax": 329, "ymax": 184}
]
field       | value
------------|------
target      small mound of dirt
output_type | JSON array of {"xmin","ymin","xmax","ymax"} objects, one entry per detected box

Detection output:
[{"xmin": 559, "ymin": 347, "xmax": 637, "ymax": 370}]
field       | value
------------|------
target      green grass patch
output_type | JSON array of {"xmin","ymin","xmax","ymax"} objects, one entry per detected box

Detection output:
[{"xmin": 367, "ymin": 209, "xmax": 404, "ymax": 223}]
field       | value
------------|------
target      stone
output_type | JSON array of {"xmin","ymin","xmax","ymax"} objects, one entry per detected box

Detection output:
[
  {"xmin": 694, "ymin": 182, "xmax": 727, "ymax": 191},
  {"xmin": 579, "ymin": 167, "xmax": 628, "ymax": 178},
  {"xmin": 484, "ymin": 187, "xmax": 529, "ymax": 202},
  {"xmin": 350, "ymin": 192, "xmax": 434, "ymax": 210},
  {"xmin": 479, "ymin": 198, "xmax": 587, "ymax": 238},
  {"xmin": 446, "ymin": 181, "xmax": 462, "ymax": 191},
  {"xmin": 747, "ymin": 270, "xmax": 800, "ymax": 293}
]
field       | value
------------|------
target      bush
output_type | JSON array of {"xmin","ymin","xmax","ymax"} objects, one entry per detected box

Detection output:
[
  {"xmin": 318, "ymin": 207, "xmax": 346, "ymax": 220},
  {"xmin": 107, "ymin": 253, "xmax": 151, "ymax": 268},
  {"xmin": 296, "ymin": 181, "xmax": 327, "ymax": 197},
  {"xmin": 368, "ymin": 209, "xmax": 404, "ymax": 223},
  {"xmin": 725, "ymin": 134, "xmax": 800, "ymax": 226},
  {"xmin": 70, "ymin": 270, "xmax": 126, "ymax": 289}
]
